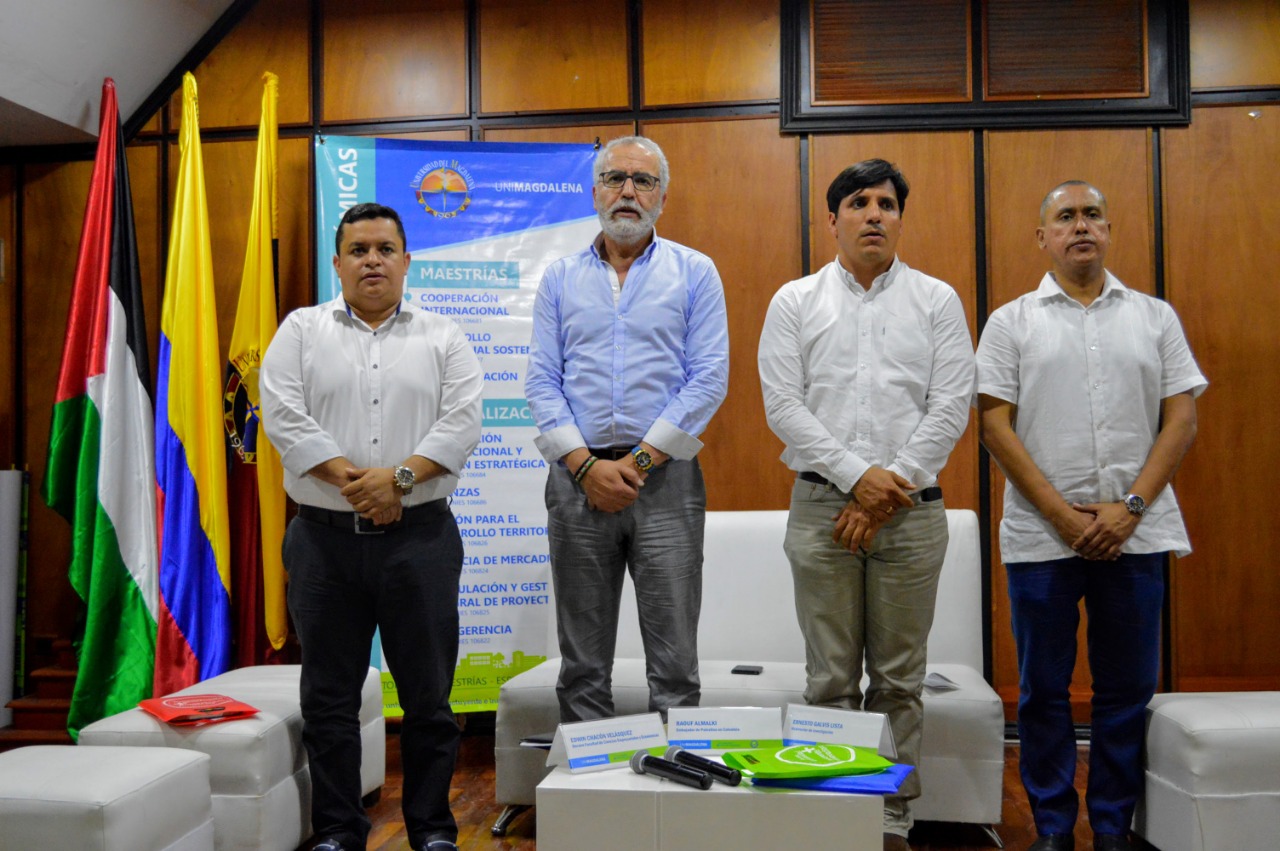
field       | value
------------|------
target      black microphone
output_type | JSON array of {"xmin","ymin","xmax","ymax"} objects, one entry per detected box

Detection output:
[
  {"xmin": 664, "ymin": 745, "xmax": 743, "ymax": 786},
  {"xmin": 629, "ymin": 750, "xmax": 713, "ymax": 790}
]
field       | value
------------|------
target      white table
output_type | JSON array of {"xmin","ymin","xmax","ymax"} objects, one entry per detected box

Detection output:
[{"xmin": 536, "ymin": 764, "xmax": 881, "ymax": 850}]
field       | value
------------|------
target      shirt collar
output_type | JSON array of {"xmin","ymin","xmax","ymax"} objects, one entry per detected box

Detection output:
[
  {"xmin": 1036, "ymin": 270, "xmax": 1128, "ymax": 304},
  {"xmin": 590, "ymin": 229, "xmax": 661, "ymax": 262},
  {"xmin": 330, "ymin": 295, "xmax": 410, "ymax": 327},
  {"xmin": 834, "ymin": 254, "xmax": 900, "ymax": 294}
]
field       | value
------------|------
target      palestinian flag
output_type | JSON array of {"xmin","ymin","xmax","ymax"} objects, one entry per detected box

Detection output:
[{"xmin": 42, "ymin": 79, "xmax": 159, "ymax": 738}]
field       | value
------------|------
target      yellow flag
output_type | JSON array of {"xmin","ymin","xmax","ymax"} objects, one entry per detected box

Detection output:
[{"xmin": 225, "ymin": 72, "xmax": 288, "ymax": 656}]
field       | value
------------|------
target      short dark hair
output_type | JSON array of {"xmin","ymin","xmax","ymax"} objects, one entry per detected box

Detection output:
[
  {"xmin": 826, "ymin": 159, "xmax": 910, "ymax": 216},
  {"xmin": 335, "ymin": 202, "xmax": 407, "ymax": 256}
]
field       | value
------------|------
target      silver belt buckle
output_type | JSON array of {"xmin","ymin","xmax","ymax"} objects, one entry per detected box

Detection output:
[{"xmin": 353, "ymin": 514, "xmax": 384, "ymax": 535}]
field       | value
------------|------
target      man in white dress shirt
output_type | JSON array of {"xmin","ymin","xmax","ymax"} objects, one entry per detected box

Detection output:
[
  {"xmin": 260, "ymin": 203, "xmax": 482, "ymax": 851},
  {"xmin": 758, "ymin": 159, "xmax": 975, "ymax": 851},
  {"xmin": 976, "ymin": 182, "xmax": 1205, "ymax": 851}
]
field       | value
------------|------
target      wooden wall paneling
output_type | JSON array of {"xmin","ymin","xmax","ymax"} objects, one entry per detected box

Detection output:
[
  {"xmin": 167, "ymin": 136, "xmax": 315, "ymax": 355},
  {"xmin": 809, "ymin": 132, "xmax": 980, "ymax": 514},
  {"xmin": 984, "ymin": 127, "xmax": 1154, "ymax": 718},
  {"xmin": 167, "ymin": 0, "xmax": 311, "ymax": 130},
  {"xmin": 359, "ymin": 130, "xmax": 472, "ymax": 143},
  {"xmin": 639, "ymin": 118, "xmax": 800, "ymax": 511},
  {"xmin": 985, "ymin": 128, "xmax": 1154, "ymax": 311},
  {"xmin": 479, "ymin": 0, "xmax": 630, "ymax": 114},
  {"xmin": 810, "ymin": 0, "xmax": 970, "ymax": 105},
  {"xmin": 1163, "ymin": 105, "xmax": 1280, "ymax": 691},
  {"xmin": 480, "ymin": 123, "xmax": 633, "ymax": 144},
  {"xmin": 984, "ymin": 0, "xmax": 1146, "ymax": 100},
  {"xmin": 20, "ymin": 161, "xmax": 95, "ymax": 645},
  {"xmin": 641, "ymin": 0, "xmax": 779, "ymax": 106},
  {"xmin": 0, "ymin": 165, "xmax": 15, "ymax": 465},
  {"xmin": 322, "ymin": 0, "xmax": 468, "ymax": 123},
  {"xmin": 1190, "ymin": 0, "xmax": 1280, "ymax": 90}
]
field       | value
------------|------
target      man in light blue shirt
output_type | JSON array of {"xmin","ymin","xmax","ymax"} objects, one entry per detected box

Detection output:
[{"xmin": 525, "ymin": 136, "xmax": 729, "ymax": 722}]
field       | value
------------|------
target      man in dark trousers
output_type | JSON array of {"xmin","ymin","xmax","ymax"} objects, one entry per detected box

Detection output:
[{"xmin": 261, "ymin": 202, "xmax": 483, "ymax": 851}]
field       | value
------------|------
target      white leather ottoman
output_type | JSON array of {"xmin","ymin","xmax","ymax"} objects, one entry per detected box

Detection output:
[
  {"xmin": 0, "ymin": 745, "xmax": 214, "ymax": 851},
  {"xmin": 79, "ymin": 665, "xmax": 385, "ymax": 851},
  {"xmin": 1135, "ymin": 691, "xmax": 1280, "ymax": 851}
]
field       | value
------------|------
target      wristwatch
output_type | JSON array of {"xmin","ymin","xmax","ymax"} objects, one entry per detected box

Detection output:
[
  {"xmin": 393, "ymin": 465, "xmax": 416, "ymax": 495},
  {"xmin": 1123, "ymin": 493, "xmax": 1147, "ymax": 517},
  {"xmin": 631, "ymin": 446, "xmax": 654, "ymax": 473}
]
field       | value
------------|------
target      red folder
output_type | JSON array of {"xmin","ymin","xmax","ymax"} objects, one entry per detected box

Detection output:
[{"xmin": 138, "ymin": 693, "xmax": 259, "ymax": 726}]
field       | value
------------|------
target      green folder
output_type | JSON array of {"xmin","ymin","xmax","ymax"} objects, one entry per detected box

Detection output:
[{"xmin": 721, "ymin": 743, "xmax": 893, "ymax": 779}]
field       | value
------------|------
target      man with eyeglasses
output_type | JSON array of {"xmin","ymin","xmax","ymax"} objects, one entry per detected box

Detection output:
[
  {"xmin": 758, "ymin": 160, "xmax": 975, "ymax": 851},
  {"xmin": 525, "ymin": 135, "xmax": 729, "ymax": 723}
]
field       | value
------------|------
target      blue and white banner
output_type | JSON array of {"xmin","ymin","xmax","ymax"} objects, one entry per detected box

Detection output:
[{"xmin": 316, "ymin": 136, "xmax": 598, "ymax": 712}]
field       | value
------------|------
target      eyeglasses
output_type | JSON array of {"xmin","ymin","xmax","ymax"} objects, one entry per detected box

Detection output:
[{"xmin": 598, "ymin": 170, "xmax": 661, "ymax": 192}]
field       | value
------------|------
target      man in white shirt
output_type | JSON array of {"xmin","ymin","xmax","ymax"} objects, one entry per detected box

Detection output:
[
  {"xmin": 758, "ymin": 159, "xmax": 975, "ymax": 851},
  {"xmin": 260, "ymin": 203, "xmax": 482, "ymax": 851},
  {"xmin": 976, "ymin": 182, "xmax": 1205, "ymax": 851}
]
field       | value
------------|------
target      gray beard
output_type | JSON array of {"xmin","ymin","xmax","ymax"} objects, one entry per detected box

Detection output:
[{"xmin": 597, "ymin": 198, "xmax": 662, "ymax": 245}]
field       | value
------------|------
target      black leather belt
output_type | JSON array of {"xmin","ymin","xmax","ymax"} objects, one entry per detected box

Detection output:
[
  {"xmin": 298, "ymin": 499, "xmax": 448, "ymax": 535},
  {"xmin": 797, "ymin": 471, "xmax": 942, "ymax": 503},
  {"xmin": 588, "ymin": 446, "xmax": 633, "ymax": 461}
]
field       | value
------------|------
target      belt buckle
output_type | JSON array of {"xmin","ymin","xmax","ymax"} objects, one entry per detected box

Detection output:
[{"xmin": 353, "ymin": 514, "xmax": 384, "ymax": 535}]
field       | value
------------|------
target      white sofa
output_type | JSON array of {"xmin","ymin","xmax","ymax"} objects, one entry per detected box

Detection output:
[{"xmin": 493, "ymin": 508, "xmax": 1004, "ymax": 836}]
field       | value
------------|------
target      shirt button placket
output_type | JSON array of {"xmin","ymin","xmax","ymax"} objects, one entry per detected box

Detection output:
[{"xmin": 370, "ymin": 333, "xmax": 383, "ymax": 465}]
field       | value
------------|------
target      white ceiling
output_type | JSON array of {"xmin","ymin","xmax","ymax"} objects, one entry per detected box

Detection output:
[{"xmin": 0, "ymin": 0, "xmax": 239, "ymax": 148}]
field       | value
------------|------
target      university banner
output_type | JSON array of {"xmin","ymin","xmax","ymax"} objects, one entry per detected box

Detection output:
[{"xmin": 316, "ymin": 136, "xmax": 597, "ymax": 713}]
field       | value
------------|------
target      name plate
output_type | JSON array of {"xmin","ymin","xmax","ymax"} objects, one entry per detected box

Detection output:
[
  {"xmin": 783, "ymin": 703, "xmax": 897, "ymax": 758},
  {"xmin": 667, "ymin": 706, "xmax": 783, "ymax": 752},
  {"xmin": 548, "ymin": 712, "xmax": 667, "ymax": 773}
]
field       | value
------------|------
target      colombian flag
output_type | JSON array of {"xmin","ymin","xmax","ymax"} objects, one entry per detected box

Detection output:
[
  {"xmin": 226, "ymin": 72, "xmax": 288, "ymax": 665},
  {"xmin": 154, "ymin": 73, "xmax": 231, "ymax": 693},
  {"xmin": 43, "ymin": 79, "xmax": 158, "ymax": 737}
]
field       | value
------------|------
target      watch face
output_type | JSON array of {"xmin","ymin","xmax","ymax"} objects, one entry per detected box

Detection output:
[
  {"xmin": 395, "ymin": 466, "xmax": 414, "ymax": 489},
  {"xmin": 633, "ymin": 449, "xmax": 652, "ymax": 469}
]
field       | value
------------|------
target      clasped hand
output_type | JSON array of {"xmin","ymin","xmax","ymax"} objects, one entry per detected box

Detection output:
[
  {"xmin": 582, "ymin": 458, "xmax": 646, "ymax": 513},
  {"xmin": 340, "ymin": 467, "xmax": 403, "ymax": 526},
  {"xmin": 1055, "ymin": 502, "xmax": 1140, "ymax": 561}
]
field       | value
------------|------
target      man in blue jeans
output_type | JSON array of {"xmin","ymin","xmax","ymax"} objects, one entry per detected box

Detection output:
[{"xmin": 977, "ymin": 181, "xmax": 1206, "ymax": 851}]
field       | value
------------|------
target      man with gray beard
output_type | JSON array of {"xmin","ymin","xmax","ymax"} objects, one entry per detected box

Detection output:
[{"xmin": 525, "ymin": 136, "xmax": 729, "ymax": 722}]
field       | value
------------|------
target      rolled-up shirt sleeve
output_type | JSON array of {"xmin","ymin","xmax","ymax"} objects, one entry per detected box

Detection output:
[
  {"xmin": 414, "ymin": 322, "xmax": 484, "ymax": 474},
  {"xmin": 525, "ymin": 262, "xmax": 587, "ymax": 462},
  {"xmin": 260, "ymin": 310, "xmax": 345, "ymax": 477},
  {"xmin": 647, "ymin": 258, "xmax": 729, "ymax": 459}
]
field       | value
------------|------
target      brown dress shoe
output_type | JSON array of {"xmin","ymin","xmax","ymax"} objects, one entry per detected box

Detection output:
[{"xmin": 882, "ymin": 833, "xmax": 911, "ymax": 851}]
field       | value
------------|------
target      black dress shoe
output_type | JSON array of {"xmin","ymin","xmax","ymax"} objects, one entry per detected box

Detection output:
[
  {"xmin": 311, "ymin": 841, "xmax": 349, "ymax": 851},
  {"xmin": 1093, "ymin": 834, "xmax": 1132, "ymax": 851},
  {"xmin": 422, "ymin": 841, "xmax": 459, "ymax": 851},
  {"xmin": 1029, "ymin": 835, "xmax": 1074, "ymax": 851}
]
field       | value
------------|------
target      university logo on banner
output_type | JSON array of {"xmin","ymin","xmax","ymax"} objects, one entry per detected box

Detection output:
[{"xmin": 316, "ymin": 136, "xmax": 597, "ymax": 713}]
